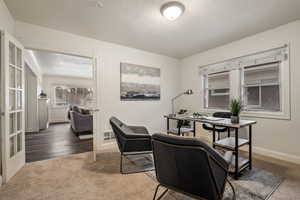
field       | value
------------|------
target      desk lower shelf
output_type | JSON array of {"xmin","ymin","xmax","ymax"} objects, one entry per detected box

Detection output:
[
  {"xmin": 228, "ymin": 156, "xmax": 250, "ymax": 174},
  {"xmin": 214, "ymin": 137, "xmax": 249, "ymax": 150}
]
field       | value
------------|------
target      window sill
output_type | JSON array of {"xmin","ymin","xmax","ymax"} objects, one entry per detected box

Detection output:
[
  {"xmin": 200, "ymin": 108, "xmax": 291, "ymax": 120},
  {"xmin": 241, "ymin": 110, "xmax": 291, "ymax": 120}
]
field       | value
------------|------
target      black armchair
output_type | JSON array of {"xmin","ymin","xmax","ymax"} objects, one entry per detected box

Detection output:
[
  {"xmin": 169, "ymin": 120, "xmax": 195, "ymax": 136},
  {"xmin": 109, "ymin": 117, "xmax": 153, "ymax": 174},
  {"xmin": 151, "ymin": 133, "xmax": 235, "ymax": 200},
  {"xmin": 203, "ymin": 112, "xmax": 232, "ymax": 140}
]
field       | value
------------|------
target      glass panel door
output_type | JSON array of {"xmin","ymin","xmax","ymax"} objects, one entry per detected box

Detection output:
[{"xmin": 1, "ymin": 31, "xmax": 25, "ymax": 183}]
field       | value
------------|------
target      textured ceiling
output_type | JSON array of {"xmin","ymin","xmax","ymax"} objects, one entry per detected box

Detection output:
[
  {"xmin": 5, "ymin": 0, "xmax": 300, "ymax": 58},
  {"xmin": 27, "ymin": 50, "xmax": 93, "ymax": 78}
]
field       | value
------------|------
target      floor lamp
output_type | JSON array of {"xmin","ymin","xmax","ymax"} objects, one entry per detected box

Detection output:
[{"xmin": 171, "ymin": 89, "xmax": 193, "ymax": 115}]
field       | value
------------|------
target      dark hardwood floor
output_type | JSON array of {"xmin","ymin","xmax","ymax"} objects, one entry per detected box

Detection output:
[{"xmin": 25, "ymin": 123, "xmax": 92, "ymax": 163}]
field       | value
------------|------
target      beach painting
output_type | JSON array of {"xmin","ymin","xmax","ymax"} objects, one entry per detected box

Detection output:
[{"xmin": 120, "ymin": 63, "xmax": 161, "ymax": 101}]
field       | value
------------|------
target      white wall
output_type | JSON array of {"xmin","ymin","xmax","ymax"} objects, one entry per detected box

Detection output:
[
  {"xmin": 24, "ymin": 50, "xmax": 43, "ymax": 92},
  {"xmin": 0, "ymin": 0, "xmax": 14, "ymax": 34},
  {"xmin": 42, "ymin": 75, "xmax": 94, "ymax": 123},
  {"xmin": 25, "ymin": 64, "xmax": 38, "ymax": 132},
  {"xmin": 15, "ymin": 21, "xmax": 180, "ymax": 137},
  {"xmin": 180, "ymin": 20, "xmax": 300, "ymax": 163}
]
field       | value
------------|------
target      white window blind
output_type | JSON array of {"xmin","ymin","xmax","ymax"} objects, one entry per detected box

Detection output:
[
  {"xmin": 199, "ymin": 45, "xmax": 288, "ymax": 75},
  {"xmin": 205, "ymin": 72, "xmax": 230, "ymax": 109}
]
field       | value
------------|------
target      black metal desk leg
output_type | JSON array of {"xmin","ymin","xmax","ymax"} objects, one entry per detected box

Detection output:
[
  {"xmin": 228, "ymin": 128, "xmax": 231, "ymax": 137},
  {"xmin": 249, "ymin": 125, "xmax": 252, "ymax": 170},
  {"xmin": 235, "ymin": 128, "xmax": 239, "ymax": 179},
  {"xmin": 212, "ymin": 125, "xmax": 216, "ymax": 148},
  {"xmin": 167, "ymin": 118, "xmax": 170, "ymax": 134},
  {"xmin": 193, "ymin": 121, "xmax": 196, "ymax": 137},
  {"xmin": 178, "ymin": 125, "xmax": 181, "ymax": 136}
]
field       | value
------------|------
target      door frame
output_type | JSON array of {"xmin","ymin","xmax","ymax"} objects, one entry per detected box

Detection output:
[
  {"xmin": 1, "ymin": 46, "xmax": 101, "ymax": 184},
  {"xmin": 25, "ymin": 47, "xmax": 101, "ymax": 155},
  {"xmin": 0, "ymin": 30, "xmax": 3, "ymax": 186}
]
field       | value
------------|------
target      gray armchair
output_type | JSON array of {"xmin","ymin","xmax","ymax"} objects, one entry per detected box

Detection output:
[
  {"xmin": 70, "ymin": 111, "xmax": 93, "ymax": 136},
  {"xmin": 109, "ymin": 117, "xmax": 153, "ymax": 174}
]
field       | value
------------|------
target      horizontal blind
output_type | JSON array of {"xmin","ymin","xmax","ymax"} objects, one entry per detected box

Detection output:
[
  {"xmin": 207, "ymin": 72, "xmax": 230, "ymax": 89},
  {"xmin": 244, "ymin": 63, "xmax": 280, "ymax": 86},
  {"xmin": 199, "ymin": 45, "xmax": 288, "ymax": 75}
]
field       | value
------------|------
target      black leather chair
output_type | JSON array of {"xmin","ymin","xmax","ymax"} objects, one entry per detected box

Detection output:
[
  {"xmin": 203, "ymin": 112, "xmax": 232, "ymax": 140},
  {"xmin": 152, "ymin": 133, "xmax": 235, "ymax": 200},
  {"xmin": 169, "ymin": 120, "xmax": 195, "ymax": 136},
  {"xmin": 109, "ymin": 117, "xmax": 153, "ymax": 174}
]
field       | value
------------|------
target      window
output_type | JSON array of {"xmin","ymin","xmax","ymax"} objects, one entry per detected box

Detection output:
[
  {"xmin": 54, "ymin": 86, "xmax": 93, "ymax": 107},
  {"xmin": 55, "ymin": 86, "xmax": 67, "ymax": 106},
  {"xmin": 242, "ymin": 63, "xmax": 281, "ymax": 112},
  {"xmin": 204, "ymin": 72, "xmax": 230, "ymax": 109},
  {"xmin": 200, "ymin": 45, "xmax": 290, "ymax": 119}
]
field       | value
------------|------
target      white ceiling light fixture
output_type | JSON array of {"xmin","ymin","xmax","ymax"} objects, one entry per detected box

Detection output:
[
  {"xmin": 87, "ymin": 0, "xmax": 103, "ymax": 8},
  {"xmin": 160, "ymin": 1, "xmax": 185, "ymax": 21}
]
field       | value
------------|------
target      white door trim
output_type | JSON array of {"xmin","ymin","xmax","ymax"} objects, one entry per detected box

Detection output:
[
  {"xmin": 24, "ymin": 48, "xmax": 101, "ymax": 161},
  {"xmin": 1, "ymin": 30, "xmax": 26, "ymax": 183},
  {"xmin": 0, "ymin": 30, "xmax": 3, "ymax": 186}
]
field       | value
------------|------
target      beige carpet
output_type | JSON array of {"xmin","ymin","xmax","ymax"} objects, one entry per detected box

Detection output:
[
  {"xmin": 0, "ymin": 149, "xmax": 300, "ymax": 200},
  {"xmin": 0, "ymin": 150, "xmax": 156, "ymax": 200}
]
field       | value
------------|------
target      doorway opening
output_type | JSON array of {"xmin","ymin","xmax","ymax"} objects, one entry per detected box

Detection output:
[{"xmin": 24, "ymin": 49, "xmax": 96, "ymax": 163}]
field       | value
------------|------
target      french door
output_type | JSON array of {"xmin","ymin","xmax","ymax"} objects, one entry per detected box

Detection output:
[{"xmin": 1, "ymin": 31, "xmax": 25, "ymax": 183}]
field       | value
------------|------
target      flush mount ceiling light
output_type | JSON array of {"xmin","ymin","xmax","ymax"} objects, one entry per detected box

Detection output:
[
  {"xmin": 160, "ymin": 1, "xmax": 185, "ymax": 21},
  {"xmin": 87, "ymin": 0, "xmax": 104, "ymax": 8}
]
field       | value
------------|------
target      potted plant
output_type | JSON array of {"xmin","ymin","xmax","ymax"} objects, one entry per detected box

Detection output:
[{"xmin": 229, "ymin": 98, "xmax": 243, "ymax": 123}]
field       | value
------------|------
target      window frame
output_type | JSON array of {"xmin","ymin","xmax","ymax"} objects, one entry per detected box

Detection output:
[
  {"xmin": 52, "ymin": 84, "xmax": 94, "ymax": 108},
  {"xmin": 53, "ymin": 85, "xmax": 68, "ymax": 107},
  {"xmin": 201, "ymin": 45, "xmax": 290, "ymax": 120},
  {"xmin": 240, "ymin": 58, "xmax": 290, "ymax": 120},
  {"xmin": 241, "ymin": 62, "xmax": 282, "ymax": 112}
]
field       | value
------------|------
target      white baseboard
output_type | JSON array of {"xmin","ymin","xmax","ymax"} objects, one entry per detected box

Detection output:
[
  {"xmin": 201, "ymin": 130, "xmax": 300, "ymax": 165},
  {"xmin": 25, "ymin": 129, "xmax": 39, "ymax": 133},
  {"xmin": 96, "ymin": 131, "xmax": 300, "ymax": 166},
  {"xmin": 78, "ymin": 134, "xmax": 93, "ymax": 140},
  {"xmin": 98, "ymin": 141, "xmax": 117, "ymax": 151},
  {"xmin": 253, "ymin": 146, "xmax": 300, "ymax": 165}
]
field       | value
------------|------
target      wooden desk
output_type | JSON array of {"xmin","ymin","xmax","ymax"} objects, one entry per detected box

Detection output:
[{"xmin": 164, "ymin": 115, "xmax": 256, "ymax": 179}]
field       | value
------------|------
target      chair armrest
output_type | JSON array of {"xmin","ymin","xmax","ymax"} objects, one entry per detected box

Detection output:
[
  {"xmin": 128, "ymin": 126, "xmax": 149, "ymax": 135},
  {"xmin": 206, "ymin": 147, "xmax": 231, "ymax": 171},
  {"xmin": 125, "ymin": 133, "xmax": 151, "ymax": 139},
  {"xmin": 74, "ymin": 113, "xmax": 92, "ymax": 123}
]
